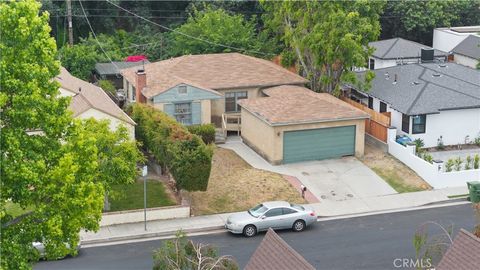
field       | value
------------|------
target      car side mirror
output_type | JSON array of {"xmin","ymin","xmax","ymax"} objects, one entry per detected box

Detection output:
[{"xmin": 260, "ymin": 215, "xmax": 266, "ymax": 219}]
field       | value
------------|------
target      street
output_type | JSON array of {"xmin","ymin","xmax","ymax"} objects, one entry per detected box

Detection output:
[{"xmin": 35, "ymin": 204, "xmax": 475, "ymax": 270}]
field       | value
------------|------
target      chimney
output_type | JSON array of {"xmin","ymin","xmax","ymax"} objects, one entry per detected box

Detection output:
[{"xmin": 135, "ymin": 68, "xmax": 146, "ymax": 103}]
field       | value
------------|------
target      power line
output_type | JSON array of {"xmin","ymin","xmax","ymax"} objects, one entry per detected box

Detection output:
[{"xmin": 105, "ymin": 0, "xmax": 274, "ymax": 57}]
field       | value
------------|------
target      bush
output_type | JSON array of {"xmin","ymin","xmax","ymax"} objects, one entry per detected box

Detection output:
[
  {"xmin": 423, "ymin": 153, "xmax": 433, "ymax": 164},
  {"xmin": 187, "ymin": 124, "xmax": 215, "ymax": 144},
  {"xmin": 465, "ymin": 155, "xmax": 472, "ymax": 170},
  {"xmin": 474, "ymin": 154, "xmax": 480, "ymax": 169},
  {"xmin": 453, "ymin": 157, "xmax": 463, "ymax": 171},
  {"xmin": 437, "ymin": 136, "xmax": 445, "ymax": 150},
  {"xmin": 414, "ymin": 138, "xmax": 424, "ymax": 153},
  {"xmin": 98, "ymin": 79, "xmax": 116, "ymax": 94},
  {"xmin": 128, "ymin": 104, "xmax": 213, "ymax": 191},
  {"xmin": 445, "ymin": 159, "xmax": 454, "ymax": 172}
]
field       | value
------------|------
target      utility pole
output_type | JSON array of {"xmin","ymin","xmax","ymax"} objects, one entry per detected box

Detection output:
[{"xmin": 66, "ymin": 0, "xmax": 73, "ymax": 46}]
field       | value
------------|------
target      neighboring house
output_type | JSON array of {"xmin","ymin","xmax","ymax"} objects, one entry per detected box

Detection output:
[
  {"xmin": 94, "ymin": 61, "xmax": 149, "ymax": 89},
  {"xmin": 366, "ymin": 38, "xmax": 445, "ymax": 70},
  {"xmin": 433, "ymin": 25, "xmax": 480, "ymax": 53},
  {"xmin": 451, "ymin": 35, "xmax": 480, "ymax": 69},
  {"xmin": 121, "ymin": 53, "xmax": 308, "ymax": 127},
  {"xmin": 244, "ymin": 228, "xmax": 315, "ymax": 270},
  {"xmin": 348, "ymin": 62, "xmax": 480, "ymax": 148},
  {"xmin": 56, "ymin": 67, "xmax": 136, "ymax": 139},
  {"xmin": 436, "ymin": 229, "xmax": 480, "ymax": 270},
  {"xmin": 239, "ymin": 85, "xmax": 368, "ymax": 164}
]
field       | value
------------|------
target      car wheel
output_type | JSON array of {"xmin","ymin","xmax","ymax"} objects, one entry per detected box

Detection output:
[
  {"xmin": 292, "ymin": 220, "xmax": 306, "ymax": 232},
  {"xmin": 243, "ymin": 225, "xmax": 257, "ymax": 237}
]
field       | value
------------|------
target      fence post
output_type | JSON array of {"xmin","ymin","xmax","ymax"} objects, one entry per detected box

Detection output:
[
  {"xmin": 432, "ymin": 160, "xmax": 444, "ymax": 172},
  {"xmin": 387, "ymin": 127, "xmax": 397, "ymax": 143}
]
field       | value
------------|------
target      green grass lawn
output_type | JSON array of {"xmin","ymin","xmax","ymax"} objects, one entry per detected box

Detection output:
[
  {"xmin": 108, "ymin": 180, "xmax": 176, "ymax": 212},
  {"xmin": 372, "ymin": 167, "xmax": 424, "ymax": 193}
]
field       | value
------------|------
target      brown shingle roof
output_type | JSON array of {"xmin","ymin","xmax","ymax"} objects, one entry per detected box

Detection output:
[
  {"xmin": 245, "ymin": 228, "xmax": 315, "ymax": 270},
  {"xmin": 57, "ymin": 67, "xmax": 135, "ymax": 125},
  {"xmin": 239, "ymin": 85, "xmax": 369, "ymax": 126},
  {"xmin": 436, "ymin": 229, "xmax": 480, "ymax": 270},
  {"xmin": 121, "ymin": 53, "xmax": 308, "ymax": 98}
]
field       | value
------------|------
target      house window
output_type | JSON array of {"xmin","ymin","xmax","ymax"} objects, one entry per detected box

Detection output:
[
  {"xmin": 369, "ymin": 58, "xmax": 375, "ymax": 70},
  {"xmin": 380, "ymin": 102, "xmax": 387, "ymax": 113},
  {"xmin": 225, "ymin": 91, "xmax": 248, "ymax": 112},
  {"xmin": 174, "ymin": 103, "xmax": 192, "ymax": 125},
  {"xmin": 132, "ymin": 86, "xmax": 136, "ymax": 101},
  {"xmin": 412, "ymin": 115, "xmax": 426, "ymax": 134},
  {"xmin": 178, "ymin": 85, "xmax": 187, "ymax": 94},
  {"xmin": 368, "ymin": 97, "xmax": 373, "ymax": 109},
  {"xmin": 402, "ymin": 114, "xmax": 410, "ymax": 133}
]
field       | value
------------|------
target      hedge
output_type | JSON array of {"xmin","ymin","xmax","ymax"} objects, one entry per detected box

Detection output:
[
  {"xmin": 186, "ymin": 124, "xmax": 216, "ymax": 144},
  {"xmin": 128, "ymin": 104, "xmax": 213, "ymax": 191}
]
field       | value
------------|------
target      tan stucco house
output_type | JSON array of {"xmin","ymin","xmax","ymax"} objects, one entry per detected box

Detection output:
[{"xmin": 56, "ymin": 67, "xmax": 136, "ymax": 139}]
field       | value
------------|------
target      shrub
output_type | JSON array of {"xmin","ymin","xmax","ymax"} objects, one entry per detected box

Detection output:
[
  {"xmin": 474, "ymin": 154, "xmax": 480, "ymax": 169},
  {"xmin": 423, "ymin": 153, "xmax": 433, "ymax": 164},
  {"xmin": 128, "ymin": 104, "xmax": 213, "ymax": 191},
  {"xmin": 187, "ymin": 124, "xmax": 215, "ymax": 144},
  {"xmin": 98, "ymin": 79, "xmax": 116, "ymax": 94},
  {"xmin": 475, "ymin": 136, "xmax": 480, "ymax": 146},
  {"xmin": 445, "ymin": 159, "xmax": 454, "ymax": 172},
  {"xmin": 414, "ymin": 138, "xmax": 424, "ymax": 153},
  {"xmin": 453, "ymin": 157, "xmax": 462, "ymax": 171},
  {"xmin": 465, "ymin": 155, "xmax": 472, "ymax": 170},
  {"xmin": 437, "ymin": 136, "xmax": 445, "ymax": 150}
]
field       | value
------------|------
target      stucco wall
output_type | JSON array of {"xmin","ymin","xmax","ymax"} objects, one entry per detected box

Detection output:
[
  {"xmin": 453, "ymin": 54, "xmax": 479, "ymax": 69},
  {"xmin": 433, "ymin": 29, "xmax": 470, "ymax": 52},
  {"xmin": 77, "ymin": 108, "xmax": 135, "ymax": 140}
]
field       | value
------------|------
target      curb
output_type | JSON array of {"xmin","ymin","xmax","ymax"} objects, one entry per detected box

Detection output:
[{"xmin": 81, "ymin": 225, "xmax": 225, "ymax": 245}]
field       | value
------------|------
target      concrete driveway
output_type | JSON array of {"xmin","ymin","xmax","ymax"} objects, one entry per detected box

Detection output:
[{"xmin": 220, "ymin": 138, "xmax": 397, "ymax": 202}]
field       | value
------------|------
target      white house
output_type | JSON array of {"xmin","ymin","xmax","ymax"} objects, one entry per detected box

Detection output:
[
  {"xmin": 432, "ymin": 25, "xmax": 480, "ymax": 53},
  {"xmin": 451, "ymin": 35, "xmax": 480, "ymax": 69},
  {"xmin": 366, "ymin": 38, "xmax": 446, "ymax": 70},
  {"xmin": 56, "ymin": 67, "xmax": 136, "ymax": 139},
  {"xmin": 348, "ymin": 62, "xmax": 480, "ymax": 148}
]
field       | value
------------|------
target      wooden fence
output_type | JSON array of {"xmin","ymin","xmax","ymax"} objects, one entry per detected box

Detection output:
[{"xmin": 341, "ymin": 97, "xmax": 391, "ymax": 142}]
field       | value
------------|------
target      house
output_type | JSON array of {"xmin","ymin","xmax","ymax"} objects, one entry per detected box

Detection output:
[
  {"xmin": 239, "ymin": 85, "xmax": 368, "ymax": 164},
  {"xmin": 244, "ymin": 228, "xmax": 315, "ymax": 270},
  {"xmin": 433, "ymin": 25, "xmax": 480, "ymax": 53},
  {"xmin": 436, "ymin": 229, "xmax": 480, "ymax": 270},
  {"xmin": 120, "ymin": 53, "xmax": 308, "ymax": 127},
  {"xmin": 94, "ymin": 60, "xmax": 149, "ymax": 89},
  {"xmin": 56, "ymin": 67, "xmax": 136, "ymax": 139},
  {"xmin": 367, "ymin": 38, "xmax": 445, "ymax": 70},
  {"xmin": 451, "ymin": 35, "xmax": 480, "ymax": 69},
  {"xmin": 348, "ymin": 62, "xmax": 480, "ymax": 148}
]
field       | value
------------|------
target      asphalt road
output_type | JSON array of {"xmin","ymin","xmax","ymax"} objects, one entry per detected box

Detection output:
[{"xmin": 35, "ymin": 203, "xmax": 476, "ymax": 270}]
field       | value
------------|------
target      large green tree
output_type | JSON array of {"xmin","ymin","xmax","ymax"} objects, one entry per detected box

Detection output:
[
  {"xmin": 0, "ymin": 1, "xmax": 142, "ymax": 268},
  {"xmin": 261, "ymin": 0, "xmax": 385, "ymax": 95}
]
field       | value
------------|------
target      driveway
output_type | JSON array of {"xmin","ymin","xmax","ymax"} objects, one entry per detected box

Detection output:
[
  {"xmin": 429, "ymin": 148, "xmax": 480, "ymax": 162},
  {"xmin": 220, "ymin": 138, "xmax": 397, "ymax": 202}
]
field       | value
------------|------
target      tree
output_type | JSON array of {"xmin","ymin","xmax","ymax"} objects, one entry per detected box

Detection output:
[
  {"xmin": 380, "ymin": 0, "xmax": 480, "ymax": 45},
  {"xmin": 171, "ymin": 5, "xmax": 275, "ymax": 57},
  {"xmin": 153, "ymin": 231, "xmax": 238, "ymax": 270},
  {"xmin": 0, "ymin": 1, "xmax": 142, "ymax": 268},
  {"xmin": 261, "ymin": 1, "xmax": 385, "ymax": 95},
  {"xmin": 413, "ymin": 221, "xmax": 454, "ymax": 267}
]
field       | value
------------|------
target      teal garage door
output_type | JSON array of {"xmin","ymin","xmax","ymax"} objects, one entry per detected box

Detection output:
[{"xmin": 283, "ymin": 126, "xmax": 356, "ymax": 164}]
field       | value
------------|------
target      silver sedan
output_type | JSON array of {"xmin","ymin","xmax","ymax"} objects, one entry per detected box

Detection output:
[{"xmin": 225, "ymin": 201, "xmax": 317, "ymax": 237}]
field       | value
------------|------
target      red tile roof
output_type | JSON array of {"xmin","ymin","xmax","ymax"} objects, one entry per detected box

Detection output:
[
  {"xmin": 121, "ymin": 53, "xmax": 308, "ymax": 98},
  {"xmin": 436, "ymin": 229, "xmax": 480, "ymax": 270},
  {"xmin": 239, "ymin": 85, "xmax": 369, "ymax": 126},
  {"xmin": 245, "ymin": 228, "xmax": 315, "ymax": 270}
]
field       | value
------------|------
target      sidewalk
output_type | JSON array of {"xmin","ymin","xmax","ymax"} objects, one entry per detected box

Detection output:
[{"xmin": 81, "ymin": 187, "xmax": 468, "ymax": 245}]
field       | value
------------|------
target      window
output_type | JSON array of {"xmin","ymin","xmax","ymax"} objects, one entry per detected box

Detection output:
[
  {"xmin": 249, "ymin": 204, "xmax": 268, "ymax": 217},
  {"xmin": 132, "ymin": 86, "xmax": 136, "ymax": 101},
  {"xmin": 380, "ymin": 102, "xmax": 387, "ymax": 113},
  {"xmin": 282, "ymin": 208, "xmax": 297, "ymax": 215},
  {"xmin": 368, "ymin": 97, "xmax": 373, "ymax": 109},
  {"xmin": 225, "ymin": 91, "xmax": 248, "ymax": 112},
  {"xmin": 402, "ymin": 114, "xmax": 410, "ymax": 133},
  {"xmin": 178, "ymin": 85, "xmax": 187, "ymax": 94},
  {"xmin": 174, "ymin": 103, "xmax": 192, "ymax": 125},
  {"xmin": 264, "ymin": 208, "xmax": 283, "ymax": 218},
  {"xmin": 412, "ymin": 115, "xmax": 426, "ymax": 134},
  {"xmin": 369, "ymin": 58, "xmax": 375, "ymax": 70}
]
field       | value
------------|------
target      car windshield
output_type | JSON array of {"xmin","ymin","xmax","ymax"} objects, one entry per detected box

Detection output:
[
  {"xmin": 290, "ymin": 204, "xmax": 305, "ymax": 211},
  {"xmin": 248, "ymin": 204, "xmax": 268, "ymax": 217}
]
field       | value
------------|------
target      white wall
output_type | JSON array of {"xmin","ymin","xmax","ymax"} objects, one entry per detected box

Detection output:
[
  {"xmin": 433, "ymin": 29, "xmax": 470, "ymax": 52},
  {"xmin": 77, "ymin": 108, "xmax": 135, "ymax": 140},
  {"xmin": 453, "ymin": 54, "xmax": 479, "ymax": 69},
  {"xmin": 409, "ymin": 108, "xmax": 480, "ymax": 148}
]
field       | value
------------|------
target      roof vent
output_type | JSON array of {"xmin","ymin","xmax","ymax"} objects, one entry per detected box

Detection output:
[
  {"xmin": 385, "ymin": 72, "xmax": 390, "ymax": 80},
  {"xmin": 421, "ymin": 48, "xmax": 435, "ymax": 63},
  {"xmin": 432, "ymin": 73, "xmax": 442, "ymax": 77},
  {"xmin": 412, "ymin": 81, "xmax": 421, "ymax": 85},
  {"xmin": 439, "ymin": 64, "xmax": 447, "ymax": 68}
]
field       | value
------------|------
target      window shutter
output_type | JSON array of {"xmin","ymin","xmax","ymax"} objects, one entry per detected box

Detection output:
[{"xmin": 191, "ymin": 102, "xmax": 201, "ymax": 125}]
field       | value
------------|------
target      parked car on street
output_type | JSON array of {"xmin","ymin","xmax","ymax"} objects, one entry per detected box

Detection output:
[
  {"xmin": 225, "ymin": 201, "xmax": 316, "ymax": 237},
  {"xmin": 33, "ymin": 241, "xmax": 81, "ymax": 260}
]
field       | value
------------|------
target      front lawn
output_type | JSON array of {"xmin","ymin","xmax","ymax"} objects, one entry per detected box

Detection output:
[
  {"xmin": 108, "ymin": 180, "xmax": 177, "ymax": 212},
  {"xmin": 188, "ymin": 148, "xmax": 306, "ymax": 215}
]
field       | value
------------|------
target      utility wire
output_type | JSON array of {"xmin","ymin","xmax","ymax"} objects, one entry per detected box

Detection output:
[{"xmin": 105, "ymin": 0, "xmax": 274, "ymax": 57}]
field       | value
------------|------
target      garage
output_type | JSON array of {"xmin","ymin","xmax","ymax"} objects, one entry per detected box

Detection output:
[
  {"xmin": 283, "ymin": 126, "xmax": 356, "ymax": 164},
  {"xmin": 239, "ymin": 85, "xmax": 369, "ymax": 165}
]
